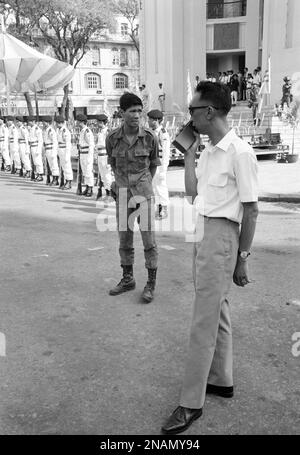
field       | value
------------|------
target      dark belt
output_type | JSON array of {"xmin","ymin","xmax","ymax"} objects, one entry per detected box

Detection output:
[
  {"xmin": 80, "ymin": 151, "xmax": 89, "ymax": 154},
  {"xmin": 98, "ymin": 152, "xmax": 107, "ymax": 156},
  {"xmin": 18, "ymin": 140, "xmax": 26, "ymax": 144}
]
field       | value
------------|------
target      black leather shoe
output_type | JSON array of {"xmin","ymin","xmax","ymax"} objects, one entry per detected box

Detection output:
[
  {"xmin": 161, "ymin": 406, "xmax": 202, "ymax": 435},
  {"xmin": 206, "ymin": 384, "xmax": 234, "ymax": 398}
]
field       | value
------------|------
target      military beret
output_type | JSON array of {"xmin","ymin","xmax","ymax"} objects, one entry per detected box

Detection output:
[
  {"xmin": 55, "ymin": 115, "xmax": 65, "ymax": 123},
  {"xmin": 97, "ymin": 114, "xmax": 108, "ymax": 122},
  {"xmin": 6, "ymin": 115, "xmax": 15, "ymax": 121},
  {"xmin": 147, "ymin": 109, "xmax": 163, "ymax": 120},
  {"xmin": 15, "ymin": 116, "xmax": 24, "ymax": 122},
  {"xmin": 27, "ymin": 115, "xmax": 36, "ymax": 122},
  {"xmin": 76, "ymin": 114, "xmax": 87, "ymax": 122},
  {"xmin": 43, "ymin": 115, "xmax": 53, "ymax": 123}
]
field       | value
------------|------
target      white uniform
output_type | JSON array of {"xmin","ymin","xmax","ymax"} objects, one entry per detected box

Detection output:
[
  {"xmin": 29, "ymin": 124, "xmax": 44, "ymax": 174},
  {"xmin": 18, "ymin": 125, "xmax": 31, "ymax": 172},
  {"xmin": 96, "ymin": 127, "xmax": 112, "ymax": 191},
  {"xmin": 44, "ymin": 125, "xmax": 59, "ymax": 177},
  {"xmin": 57, "ymin": 124, "xmax": 73, "ymax": 181},
  {"xmin": 152, "ymin": 126, "xmax": 171, "ymax": 207},
  {"xmin": 0, "ymin": 123, "xmax": 11, "ymax": 166},
  {"xmin": 9, "ymin": 124, "xmax": 21, "ymax": 170},
  {"xmin": 79, "ymin": 125, "xmax": 94, "ymax": 187}
]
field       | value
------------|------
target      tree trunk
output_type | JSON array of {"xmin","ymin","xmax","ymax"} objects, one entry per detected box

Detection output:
[
  {"xmin": 23, "ymin": 92, "xmax": 34, "ymax": 116},
  {"xmin": 61, "ymin": 84, "xmax": 69, "ymax": 120}
]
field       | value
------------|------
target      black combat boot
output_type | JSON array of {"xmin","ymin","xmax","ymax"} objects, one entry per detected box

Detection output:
[
  {"xmin": 5, "ymin": 165, "xmax": 11, "ymax": 172},
  {"xmin": 63, "ymin": 180, "xmax": 72, "ymax": 190},
  {"xmin": 84, "ymin": 186, "xmax": 93, "ymax": 197},
  {"xmin": 49, "ymin": 176, "xmax": 59, "ymax": 186},
  {"xmin": 141, "ymin": 268, "xmax": 157, "ymax": 303},
  {"xmin": 109, "ymin": 265, "xmax": 136, "ymax": 296},
  {"xmin": 35, "ymin": 174, "xmax": 43, "ymax": 182}
]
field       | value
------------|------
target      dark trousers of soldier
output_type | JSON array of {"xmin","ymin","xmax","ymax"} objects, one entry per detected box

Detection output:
[{"xmin": 116, "ymin": 190, "xmax": 158, "ymax": 270}]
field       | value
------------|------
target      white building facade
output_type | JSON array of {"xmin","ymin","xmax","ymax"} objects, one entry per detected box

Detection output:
[
  {"xmin": 139, "ymin": 0, "xmax": 300, "ymax": 111},
  {"xmin": 1, "ymin": 16, "xmax": 140, "ymax": 117}
]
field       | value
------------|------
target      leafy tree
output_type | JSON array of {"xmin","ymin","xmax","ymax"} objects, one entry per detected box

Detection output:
[
  {"xmin": 1, "ymin": 0, "xmax": 114, "ymax": 118},
  {"xmin": 111, "ymin": 0, "xmax": 140, "ymax": 57}
]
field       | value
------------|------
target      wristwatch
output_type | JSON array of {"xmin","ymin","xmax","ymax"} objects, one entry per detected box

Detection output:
[{"xmin": 238, "ymin": 251, "xmax": 251, "ymax": 260}]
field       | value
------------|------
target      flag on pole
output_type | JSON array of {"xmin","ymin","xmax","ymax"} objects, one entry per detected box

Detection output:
[
  {"xmin": 268, "ymin": 56, "xmax": 271, "ymax": 95},
  {"xmin": 187, "ymin": 69, "xmax": 193, "ymax": 106}
]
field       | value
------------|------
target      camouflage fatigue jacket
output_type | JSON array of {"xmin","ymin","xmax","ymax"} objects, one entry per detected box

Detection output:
[{"xmin": 106, "ymin": 126, "xmax": 161, "ymax": 200}]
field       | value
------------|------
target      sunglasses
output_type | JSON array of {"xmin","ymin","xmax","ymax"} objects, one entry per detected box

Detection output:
[{"xmin": 188, "ymin": 105, "xmax": 220, "ymax": 115}]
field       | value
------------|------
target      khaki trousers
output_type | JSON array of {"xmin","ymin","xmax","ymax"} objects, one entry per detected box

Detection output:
[{"xmin": 180, "ymin": 216, "xmax": 239, "ymax": 409}]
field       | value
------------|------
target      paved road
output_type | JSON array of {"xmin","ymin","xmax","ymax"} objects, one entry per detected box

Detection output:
[{"xmin": 0, "ymin": 173, "xmax": 299, "ymax": 435}]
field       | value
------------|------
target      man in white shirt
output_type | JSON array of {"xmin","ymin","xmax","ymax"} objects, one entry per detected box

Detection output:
[
  {"xmin": 28, "ymin": 115, "xmax": 44, "ymax": 181},
  {"xmin": 95, "ymin": 113, "xmax": 112, "ymax": 200},
  {"xmin": 158, "ymin": 83, "xmax": 166, "ymax": 112},
  {"xmin": 147, "ymin": 109, "xmax": 171, "ymax": 220},
  {"xmin": 0, "ymin": 116, "xmax": 11, "ymax": 171},
  {"xmin": 162, "ymin": 81, "xmax": 259, "ymax": 435},
  {"xmin": 77, "ymin": 114, "xmax": 95, "ymax": 197}
]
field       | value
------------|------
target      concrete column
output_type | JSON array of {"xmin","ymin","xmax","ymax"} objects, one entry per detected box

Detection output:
[{"xmin": 245, "ymin": 0, "xmax": 260, "ymax": 71}]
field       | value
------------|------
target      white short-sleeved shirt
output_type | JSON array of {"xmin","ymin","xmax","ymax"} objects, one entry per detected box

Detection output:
[{"xmin": 194, "ymin": 129, "xmax": 258, "ymax": 224}]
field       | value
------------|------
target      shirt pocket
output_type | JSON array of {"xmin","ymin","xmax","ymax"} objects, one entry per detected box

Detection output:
[
  {"xmin": 112, "ymin": 147, "xmax": 125, "ymax": 166},
  {"xmin": 207, "ymin": 172, "xmax": 228, "ymax": 203},
  {"xmin": 133, "ymin": 147, "xmax": 150, "ymax": 170}
]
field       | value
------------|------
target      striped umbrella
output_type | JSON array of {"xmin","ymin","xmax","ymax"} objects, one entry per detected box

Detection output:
[{"xmin": 0, "ymin": 25, "xmax": 74, "ymax": 94}]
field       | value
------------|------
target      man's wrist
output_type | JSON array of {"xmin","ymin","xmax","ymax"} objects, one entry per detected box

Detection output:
[{"xmin": 238, "ymin": 250, "xmax": 251, "ymax": 261}]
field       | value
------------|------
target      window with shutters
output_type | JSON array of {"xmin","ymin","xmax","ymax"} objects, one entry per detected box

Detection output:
[
  {"xmin": 120, "ymin": 48, "xmax": 128, "ymax": 66},
  {"xmin": 85, "ymin": 73, "xmax": 101, "ymax": 89},
  {"xmin": 112, "ymin": 47, "xmax": 120, "ymax": 65},
  {"xmin": 121, "ymin": 23, "xmax": 128, "ymax": 36},
  {"xmin": 113, "ymin": 73, "xmax": 128, "ymax": 89}
]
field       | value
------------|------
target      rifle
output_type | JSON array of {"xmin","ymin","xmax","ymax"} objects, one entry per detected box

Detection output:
[
  {"xmin": 76, "ymin": 144, "xmax": 82, "ymax": 195},
  {"xmin": 0, "ymin": 153, "xmax": 5, "ymax": 171},
  {"xmin": 30, "ymin": 147, "xmax": 35, "ymax": 180},
  {"xmin": 11, "ymin": 160, "xmax": 15, "ymax": 174},
  {"xmin": 45, "ymin": 156, "xmax": 51, "ymax": 185},
  {"xmin": 58, "ymin": 155, "xmax": 65, "ymax": 188}
]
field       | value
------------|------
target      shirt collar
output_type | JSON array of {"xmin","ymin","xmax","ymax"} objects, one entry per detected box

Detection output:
[
  {"xmin": 115, "ymin": 125, "xmax": 146, "ymax": 139},
  {"xmin": 207, "ymin": 128, "xmax": 237, "ymax": 153}
]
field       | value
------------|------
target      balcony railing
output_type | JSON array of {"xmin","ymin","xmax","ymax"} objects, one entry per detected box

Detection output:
[{"xmin": 207, "ymin": 1, "xmax": 247, "ymax": 19}]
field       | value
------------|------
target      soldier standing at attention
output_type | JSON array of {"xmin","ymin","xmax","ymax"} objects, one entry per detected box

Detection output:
[
  {"xmin": 55, "ymin": 115, "xmax": 73, "ymax": 190},
  {"xmin": 28, "ymin": 115, "xmax": 44, "ymax": 181},
  {"xmin": 43, "ymin": 116, "xmax": 60, "ymax": 186},
  {"xmin": 0, "ymin": 116, "xmax": 11, "ymax": 171},
  {"xmin": 77, "ymin": 114, "xmax": 95, "ymax": 198},
  {"xmin": 147, "ymin": 109, "xmax": 171, "ymax": 220},
  {"xmin": 15, "ymin": 116, "xmax": 31, "ymax": 178},
  {"xmin": 95, "ymin": 113, "xmax": 112, "ymax": 200},
  {"xmin": 106, "ymin": 93, "xmax": 161, "ymax": 303},
  {"xmin": 7, "ymin": 116, "xmax": 21, "ymax": 175}
]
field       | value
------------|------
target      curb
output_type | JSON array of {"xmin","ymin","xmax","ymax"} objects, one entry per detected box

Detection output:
[{"xmin": 169, "ymin": 190, "xmax": 300, "ymax": 204}]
